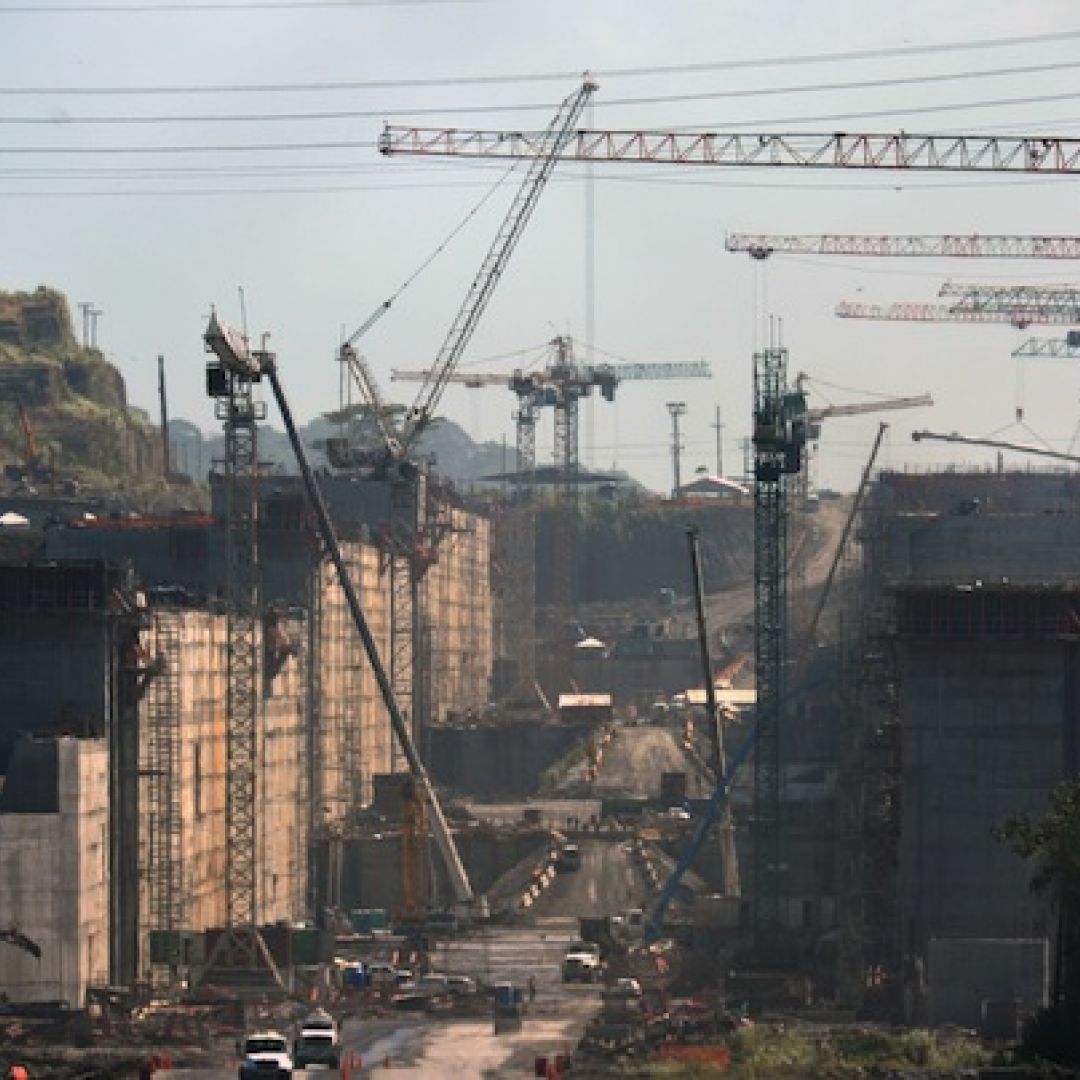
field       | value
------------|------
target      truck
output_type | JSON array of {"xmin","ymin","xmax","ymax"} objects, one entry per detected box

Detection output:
[
  {"xmin": 292, "ymin": 1008, "xmax": 340, "ymax": 1070},
  {"xmin": 562, "ymin": 940, "xmax": 602, "ymax": 983},
  {"xmin": 492, "ymin": 981, "xmax": 525, "ymax": 1033},
  {"xmin": 555, "ymin": 843, "xmax": 582, "ymax": 872},
  {"xmin": 238, "ymin": 1031, "xmax": 293, "ymax": 1079}
]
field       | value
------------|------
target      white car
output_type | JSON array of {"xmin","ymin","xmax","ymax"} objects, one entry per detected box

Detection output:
[{"xmin": 238, "ymin": 1031, "xmax": 293, "ymax": 1078}]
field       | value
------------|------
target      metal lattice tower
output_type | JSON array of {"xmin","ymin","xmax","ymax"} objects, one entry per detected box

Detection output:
[
  {"xmin": 389, "ymin": 469, "xmax": 422, "ymax": 772},
  {"xmin": 551, "ymin": 337, "xmax": 581, "ymax": 689},
  {"xmin": 200, "ymin": 353, "xmax": 281, "ymax": 988},
  {"xmin": 223, "ymin": 368, "xmax": 261, "ymax": 931},
  {"xmin": 752, "ymin": 346, "xmax": 806, "ymax": 937},
  {"xmin": 142, "ymin": 612, "xmax": 184, "ymax": 974}
]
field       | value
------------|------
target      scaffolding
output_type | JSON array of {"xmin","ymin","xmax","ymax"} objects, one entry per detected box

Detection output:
[{"xmin": 140, "ymin": 612, "xmax": 185, "ymax": 978}]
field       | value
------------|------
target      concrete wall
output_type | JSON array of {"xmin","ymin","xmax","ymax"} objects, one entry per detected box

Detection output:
[
  {"xmin": 928, "ymin": 937, "xmax": 1048, "ymax": 1029},
  {"xmin": 322, "ymin": 829, "xmax": 548, "ymax": 911},
  {"xmin": 0, "ymin": 612, "xmax": 111, "ymax": 766},
  {"xmin": 0, "ymin": 738, "xmax": 109, "ymax": 1005},
  {"xmin": 428, "ymin": 721, "xmax": 589, "ymax": 798},
  {"xmin": 136, "ymin": 607, "xmax": 308, "ymax": 981},
  {"xmin": 316, "ymin": 541, "xmax": 393, "ymax": 820},
  {"xmin": 424, "ymin": 506, "xmax": 493, "ymax": 723},
  {"xmin": 877, "ymin": 513, "xmax": 1080, "ymax": 585},
  {"xmin": 897, "ymin": 641, "xmax": 1066, "ymax": 954}
]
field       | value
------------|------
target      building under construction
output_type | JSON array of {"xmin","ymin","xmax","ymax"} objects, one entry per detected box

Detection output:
[
  {"xmin": 804, "ymin": 466, "xmax": 1080, "ymax": 1022},
  {"xmin": 0, "ymin": 469, "xmax": 493, "ymax": 1000}
]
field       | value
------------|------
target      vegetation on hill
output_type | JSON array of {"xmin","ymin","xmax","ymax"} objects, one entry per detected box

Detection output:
[{"xmin": 0, "ymin": 286, "xmax": 164, "ymax": 488}]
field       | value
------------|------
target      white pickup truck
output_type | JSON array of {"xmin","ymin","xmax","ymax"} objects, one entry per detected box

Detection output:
[
  {"xmin": 561, "ymin": 940, "xmax": 602, "ymax": 983},
  {"xmin": 238, "ymin": 1031, "xmax": 293, "ymax": 1078}
]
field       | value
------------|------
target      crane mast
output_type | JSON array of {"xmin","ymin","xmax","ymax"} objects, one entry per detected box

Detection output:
[{"xmin": 726, "ymin": 233, "xmax": 1080, "ymax": 259}]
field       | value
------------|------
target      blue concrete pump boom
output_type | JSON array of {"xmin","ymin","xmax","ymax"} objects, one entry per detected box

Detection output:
[{"xmin": 644, "ymin": 728, "xmax": 757, "ymax": 943}]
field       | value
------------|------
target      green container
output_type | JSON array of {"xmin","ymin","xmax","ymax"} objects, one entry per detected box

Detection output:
[
  {"xmin": 349, "ymin": 908, "xmax": 389, "ymax": 934},
  {"xmin": 149, "ymin": 929, "xmax": 182, "ymax": 965},
  {"xmin": 290, "ymin": 927, "xmax": 333, "ymax": 966}
]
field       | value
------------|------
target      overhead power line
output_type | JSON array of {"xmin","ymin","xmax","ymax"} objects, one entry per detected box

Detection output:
[
  {"xmin": 2, "ymin": 26, "xmax": 1080, "ymax": 92},
  {"xmin": 0, "ymin": 0, "xmax": 471, "ymax": 10},
  {"xmin": 3, "ymin": 58, "xmax": 1079, "ymax": 124}
]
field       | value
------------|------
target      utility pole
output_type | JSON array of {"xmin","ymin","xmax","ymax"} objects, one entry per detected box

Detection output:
[
  {"xmin": 712, "ymin": 405, "xmax": 725, "ymax": 477},
  {"xmin": 158, "ymin": 354, "xmax": 170, "ymax": 478},
  {"xmin": 667, "ymin": 402, "xmax": 686, "ymax": 497},
  {"xmin": 78, "ymin": 302, "xmax": 93, "ymax": 350}
]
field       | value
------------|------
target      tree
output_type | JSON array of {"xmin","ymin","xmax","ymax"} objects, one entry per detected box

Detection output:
[{"xmin": 998, "ymin": 778, "xmax": 1080, "ymax": 1062}]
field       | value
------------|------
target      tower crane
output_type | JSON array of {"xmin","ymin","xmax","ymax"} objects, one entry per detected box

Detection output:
[
  {"xmin": 309, "ymin": 77, "xmax": 597, "ymax": 902},
  {"xmin": 835, "ymin": 301, "xmax": 1073, "ymax": 327},
  {"xmin": 199, "ymin": 311, "xmax": 282, "ymax": 990},
  {"xmin": 726, "ymin": 233, "xmax": 1080, "ymax": 260},
  {"xmin": 912, "ymin": 428, "xmax": 1080, "ymax": 465},
  {"xmin": 391, "ymin": 343, "xmax": 711, "ymax": 480},
  {"xmin": 393, "ymin": 339, "xmax": 711, "ymax": 696},
  {"xmin": 1012, "ymin": 334, "xmax": 1080, "ymax": 359},
  {"xmin": 378, "ymin": 115, "xmax": 1080, "ymax": 942},
  {"xmin": 792, "ymin": 373, "xmax": 932, "ymax": 502},
  {"xmin": 941, "ymin": 281, "xmax": 1080, "ymax": 320}
]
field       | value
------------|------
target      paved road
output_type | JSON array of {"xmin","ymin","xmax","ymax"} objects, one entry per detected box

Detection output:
[
  {"xmin": 594, "ymin": 724, "xmax": 711, "ymax": 798},
  {"xmin": 161, "ymin": 920, "xmax": 598, "ymax": 1079},
  {"xmin": 530, "ymin": 837, "xmax": 648, "ymax": 919}
]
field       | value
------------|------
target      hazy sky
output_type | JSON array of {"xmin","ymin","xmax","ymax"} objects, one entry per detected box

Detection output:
[{"xmin": 4, "ymin": 0, "xmax": 1080, "ymax": 493}]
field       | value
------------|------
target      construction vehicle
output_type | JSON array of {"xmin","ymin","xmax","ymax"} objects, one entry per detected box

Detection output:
[
  {"xmin": 292, "ymin": 1008, "xmax": 341, "ymax": 1071},
  {"xmin": 562, "ymin": 940, "xmax": 602, "ymax": 983},
  {"xmin": 0, "ymin": 924, "xmax": 41, "ymax": 959}
]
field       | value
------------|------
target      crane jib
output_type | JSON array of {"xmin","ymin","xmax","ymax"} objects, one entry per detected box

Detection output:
[{"xmin": 379, "ymin": 129, "xmax": 1080, "ymax": 174}]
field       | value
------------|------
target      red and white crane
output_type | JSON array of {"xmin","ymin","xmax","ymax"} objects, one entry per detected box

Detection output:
[
  {"xmin": 725, "ymin": 234, "xmax": 1080, "ymax": 260},
  {"xmin": 834, "ymin": 301, "xmax": 1075, "ymax": 327},
  {"xmin": 380, "ymin": 128, "xmax": 1080, "ymax": 174}
]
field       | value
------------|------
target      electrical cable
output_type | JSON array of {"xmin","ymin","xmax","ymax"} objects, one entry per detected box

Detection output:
[
  {"xmin": 3, "ymin": 57, "xmax": 1078, "ymax": 123},
  {"xmin": 3, "ymin": 26, "xmax": 1080, "ymax": 91}
]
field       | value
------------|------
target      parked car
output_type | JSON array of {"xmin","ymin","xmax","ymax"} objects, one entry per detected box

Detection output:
[{"xmin": 238, "ymin": 1031, "xmax": 293, "ymax": 1078}]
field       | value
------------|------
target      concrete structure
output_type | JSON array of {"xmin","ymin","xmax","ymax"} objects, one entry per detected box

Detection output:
[
  {"xmin": 0, "ymin": 737, "xmax": 109, "ymax": 1006},
  {"xmin": 0, "ymin": 471, "xmax": 494, "ymax": 989},
  {"xmin": 928, "ymin": 937, "xmax": 1049, "ymax": 1029},
  {"xmin": 863, "ymin": 472, "xmax": 1080, "ymax": 975}
]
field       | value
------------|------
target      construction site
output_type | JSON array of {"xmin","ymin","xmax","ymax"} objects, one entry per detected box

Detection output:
[{"xmin": 5, "ymin": 15, "xmax": 1080, "ymax": 1079}]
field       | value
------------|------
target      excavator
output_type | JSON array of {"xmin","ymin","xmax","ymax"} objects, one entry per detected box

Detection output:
[{"xmin": 0, "ymin": 924, "xmax": 41, "ymax": 960}]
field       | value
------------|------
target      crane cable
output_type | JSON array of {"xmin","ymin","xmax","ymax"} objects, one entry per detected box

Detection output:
[{"xmin": 347, "ymin": 157, "xmax": 521, "ymax": 339}]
